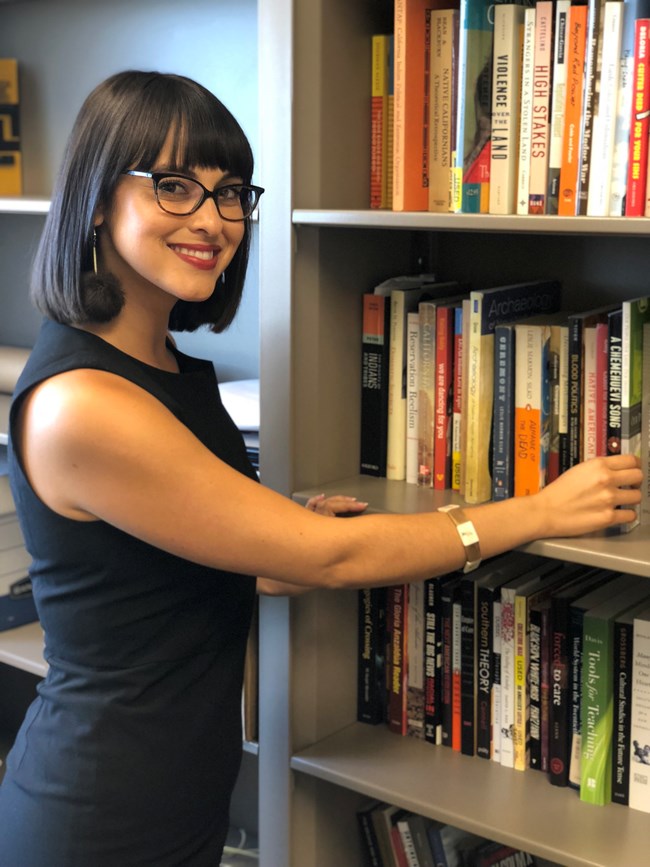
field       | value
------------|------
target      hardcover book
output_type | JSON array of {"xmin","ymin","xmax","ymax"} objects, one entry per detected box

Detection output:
[
  {"xmin": 360, "ymin": 293, "xmax": 391, "ymax": 476},
  {"xmin": 527, "ymin": 0, "xmax": 554, "ymax": 214},
  {"xmin": 516, "ymin": 7, "xmax": 537, "ymax": 215},
  {"xmin": 629, "ymin": 604, "xmax": 650, "ymax": 812},
  {"xmin": 558, "ymin": 4, "xmax": 588, "ymax": 216},
  {"xmin": 547, "ymin": 0, "xmax": 571, "ymax": 214},
  {"xmin": 514, "ymin": 321, "xmax": 551, "ymax": 497},
  {"xmin": 358, "ymin": 587, "xmax": 388, "ymax": 725},
  {"xmin": 429, "ymin": 8, "xmax": 459, "ymax": 212},
  {"xmin": 625, "ymin": 18, "xmax": 650, "ymax": 216}
]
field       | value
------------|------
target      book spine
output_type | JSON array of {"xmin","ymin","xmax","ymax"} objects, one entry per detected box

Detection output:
[
  {"xmin": 547, "ymin": 324, "xmax": 562, "ymax": 483},
  {"xmin": 357, "ymin": 807, "xmax": 383, "ymax": 867},
  {"xmin": 452, "ymin": 585, "xmax": 462, "ymax": 751},
  {"xmin": 514, "ymin": 324, "xmax": 549, "ymax": 497},
  {"xmin": 609, "ymin": 1, "xmax": 637, "ymax": 215},
  {"xmin": 629, "ymin": 614, "xmax": 650, "ymax": 812},
  {"xmin": 612, "ymin": 619, "xmax": 634, "ymax": 805},
  {"xmin": 460, "ymin": 575, "xmax": 476, "ymax": 756},
  {"xmin": 357, "ymin": 587, "xmax": 387, "ymax": 725},
  {"xmin": 586, "ymin": 1, "xmax": 624, "ymax": 216},
  {"xmin": 387, "ymin": 293, "xmax": 407, "ymax": 481},
  {"xmin": 516, "ymin": 8, "xmax": 537, "ymax": 215},
  {"xmin": 0, "ymin": 59, "xmax": 22, "ymax": 196},
  {"xmin": 429, "ymin": 9, "xmax": 458, "ymax": 213},
  {"xmin": 407, "ymin": 581, "xmax": 426, "ymax": 739},
  {"xmin": 547, "ymin": 1, "xmax": 571, "ymax": 214},
  {"xmin": 492, "ymin": 596, "xmax": 503, "ymax": 763},
  {"xmin": 433, "ymin": 305, "xmax": 454, "ymax": 490},
  {"xmin": 492, "ymin": 324, "xmax": 515, "ymax": 501},
  {"xmin": 540, "ymin": 602, "xmax": 552, "ymax": 772},
  {"xmin": 568, "ymin": 605, "xmax": 586, "ymax": 788},
  {"xmin": 360, "ymin": 294, "xmax": 391, "ymax": 476},
  {"xmin": 529, "ymin": 605, "xmax": 544, "ymax": 770},
  {"xmin": 582, "ymin": 325, "xmax": 599, "ymax": 461},
  {"xmin": 580, "ymin": 615, "xmax": 615, "ymax": 805},
  {"xmin": 567, "ymin": 315, "xmax": 584, "ymax": 468},
  {"xmin": 576, "ymin": 0, "xmax": 607, "ymax": 215},
  {"xmin": 441, "ymin": 579, "xmax": 456, "ymax": 746},
  {"xmin": 558, "ymin": 323, "xmax": 571, "ymax": 474},
  {"xmin": 417, "ymin": 302, "xmax": 437, "ymax": 486},
  {"xmin": 475, "ymin": 584, "xmax": 493, "ymax": 759},
  {"xmin": 406, "ymin": 312, "xmax": 420, "ymax": 485},
  {"xmin": 500, "ymin": 587, "xmax": 516, "ymax": 768},
  {"xmin": 595, "ymin": 320, "xmax": 609, "ymax": 456},
  {"xmin": 625, "ymin": 19, "xmax": 650, "ymax": 216},
  {"xmin": 424, "ymin": 577, "xmax": 440, "ymax": 744},
  {"xmin": 451, "ymin": 305, "xmax": 463, "ymax": 491},
  {"xmin": 549, "ymin": 597, "xmax": 572, "ymax": 786},
  {"xmin": 393, "ymin": 0, "xmax": 432, "ymax": 211},
  {"xmin": 528, "ymin": 0, "xmax": 554, "ymax": 214},
  {"xmin": 558, "ymin": 5, "xmax": 588, "ymax": 216},
  {"xmin": 370, "ymin": 34, "xmax": 390, "ymax": 209},
  {"xmin": 513, "ymin": 594, "xmax": 529, "ymax": 770},
  {"xmin": 489, "ymin": 4, "xmax": 525, "ymax": 215},
  {"xmin": 387, "ymin": 584, "xmax": 408, "ymax": 735},
  {"xmin": 607, "ymin": 307, "xmax": 623, "ymax": 457}
]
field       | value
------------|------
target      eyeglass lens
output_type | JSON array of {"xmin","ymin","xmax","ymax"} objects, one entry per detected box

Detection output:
[{"xmin": 155, "ymin": 176, "xmax": 258, "ymax": 219}]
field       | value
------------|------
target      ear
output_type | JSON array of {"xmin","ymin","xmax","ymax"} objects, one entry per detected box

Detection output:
[{"xmin": 93, "ymin": 208, "xmax": 104, "ymax": 228}]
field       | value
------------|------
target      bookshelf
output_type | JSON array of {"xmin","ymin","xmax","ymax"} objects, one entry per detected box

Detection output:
[{"xmin": 257, "ymin": 0, "xmax": 650, "ymax": 865}]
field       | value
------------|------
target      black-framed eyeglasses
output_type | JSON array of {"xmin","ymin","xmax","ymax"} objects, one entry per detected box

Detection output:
[{"xmin": 122, "ymin": 171, "xmax": 264, "ymax": 220}]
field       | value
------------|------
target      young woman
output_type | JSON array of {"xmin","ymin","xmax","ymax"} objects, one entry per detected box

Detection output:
[{"xmin": 0, "ymin": 70, "xmax": 641, "ymax": 866}]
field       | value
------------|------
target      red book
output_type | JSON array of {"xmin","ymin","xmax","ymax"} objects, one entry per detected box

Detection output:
[
  {"xmin": 387, "ymin": 584, "xmax": 408, "ymax": 735},
  {"xmin": 433, "ymin": 303, "xmax": 456, "ymax": 489},
  {"xmin": 625, "ymin": 18, "xmax": 650, "ymax": 216},
  {"xmin": 558, "ymin": 4, "xmax": 588, "ymax": 216}
]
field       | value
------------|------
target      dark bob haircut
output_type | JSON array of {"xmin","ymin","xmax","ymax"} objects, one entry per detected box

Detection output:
[{"xmin": 31, "ymin": 70, "xmax": 255, "ymax": 333}]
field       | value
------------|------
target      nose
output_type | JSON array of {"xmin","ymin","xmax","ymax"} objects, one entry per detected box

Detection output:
[{"xmin": 190, "ymin": 193, "xmax": 224, "ymax": 232}]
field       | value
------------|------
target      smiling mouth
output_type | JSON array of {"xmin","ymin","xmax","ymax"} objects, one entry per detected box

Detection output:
[{"xmin": 169, "ymin": 245, "xmax": 217, "ymax": 261}]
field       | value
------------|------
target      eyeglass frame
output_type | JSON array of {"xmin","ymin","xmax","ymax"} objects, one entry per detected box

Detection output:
[{"xmin": 122, "ymin": 170, "xmax": 265, "ymax": 221}]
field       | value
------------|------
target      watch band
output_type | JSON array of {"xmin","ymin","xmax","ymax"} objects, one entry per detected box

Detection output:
[{"xmin": 438, "ymin": 504, "xmax": 482, "ymax": 573}]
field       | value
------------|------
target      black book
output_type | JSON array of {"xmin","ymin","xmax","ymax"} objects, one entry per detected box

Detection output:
[{"xmin": 357, "ymin": 587, "xmax": 387, "ymax": 725}]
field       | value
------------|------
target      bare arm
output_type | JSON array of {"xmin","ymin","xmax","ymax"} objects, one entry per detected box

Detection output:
[{"xmin": 17, "ymin": 369, "xmax": 643, "ymax": 591}]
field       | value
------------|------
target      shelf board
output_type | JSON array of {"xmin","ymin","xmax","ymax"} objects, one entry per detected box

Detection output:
[
  {"xmin": 294, "ymin": 476, "xmax": 650, "ymax": 577},
  {"xmin": 0, "ymin": 196, "xmax": 50, "ymax": 216},
  {"xmin": 291, "ymin": 722, "xmax": 645, "ymax": 867},
  {"xmin": 292, "ymin": 209, "xmax": 650, "ymax": 236},
  {"xmin": 0, "ymin": 621, "xmax": 46, "ymax": 677}
]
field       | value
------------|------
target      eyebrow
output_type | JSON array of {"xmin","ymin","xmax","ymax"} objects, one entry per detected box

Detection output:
[{"xmin": 150, "ymin": 165, "xmax": 242, "ymax": 184}]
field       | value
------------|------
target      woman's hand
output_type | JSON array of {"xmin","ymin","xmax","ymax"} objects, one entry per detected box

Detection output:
[
  {"xmin": 305, "ymin": 493, "xmax": 368, "ymax": 517},
  {"xmin": 532, "ymin": 454, "xmax": 643, "ymax": 539}
]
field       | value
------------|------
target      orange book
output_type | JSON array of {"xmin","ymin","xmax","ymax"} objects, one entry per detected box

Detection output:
[
  {"xmin": 558, "ymin": 5, "xmax": 587, "ymax": 216},
  {"xmin": 0, "ymin": 59, "xmax": 22, "ymax": 196},
  {"xmin": 394, "ymin": 0, "xmax": 459, "ymax": 210},
  {"xmin": 514, "ymin": 322, "xmax": 551, "ymax": 497}
]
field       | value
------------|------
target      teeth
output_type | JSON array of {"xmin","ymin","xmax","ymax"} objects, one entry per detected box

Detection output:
[{"xmin": 172, "ymin": 246, "xmax": 215, "ymax": 261}]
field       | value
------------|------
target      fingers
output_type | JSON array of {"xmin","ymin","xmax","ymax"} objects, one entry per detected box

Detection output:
[{"xmin": 305, "ymin": 493, "xmax": 368, "ymax": 516}]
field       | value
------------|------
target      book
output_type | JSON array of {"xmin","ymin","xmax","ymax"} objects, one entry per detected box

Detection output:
[
  {"xmin": 451, "ymin": 305, "xmax": 464, "ymax": 491},
  {"xmin": 558, "ymin": 4, "xmax": 589, "ymax": 216},
  {"xmin": 407, "ymin": 580, "xmax": 426, "ymax": 739},
  {"xmin": 417, "ymin": 300, "xmax": 437, "ymax": 487},
  {"xmin": 385, "ymin": 277, "xmax": 456, "ymax": 481},
  {"xmin": 474, "ymin": 551, "xmax": 541, "ymax": 761},
  {"xmin": 568, "ymin": 572, "xmax": 644, "ymax": 790},
  {"xmin": 586, "ymin": 1, "xmax": 624, "ymax": 215},
  {"xmin": 406, "ymin": 312, "xmax": 421, "ymax": 484},
  {"xmin": 581, "ymin": 321, "xmax": 606, "ymax": 461},
  {"xmin": 429, "ymin": 8, "xmax": 459, "ymax": 212},
  {"xmin": 580, "ymin": 577, "xmax": 650, "ymax": 805},
  {"xmin": 513, "ymin": 321, "xmax": 551, "ymax": 497},
  {"xmin": 489, "ymin": 2, "xmax": 525, "ymax": 215},
  {"xmin": 606, "ymin": 306, "xmax": 623, "ymax": 457},
  {"xmin": 452, "ymin": 579, "xmax": 463, "ymax": 750},
  {"xmin": 360, "ymin": 292, "xmax": 392, "ymax": 476},
  {"xmin": 529, "ymin": 594, "xmax": 551, "ymax": 771},
  {"xmin": 567, "ymin": 304, "xmax": 618, "ymax": 469},
  {"xmin": 547, "ymin": 316, "xmax": 569, "ymax": 482},
  {"xmin": 577, "ymin": 0, "xmax": 609, "ymax": 215},
  {"xmin": 452, "ymin": 0, "xmax": 494, "ymax": 212},
  {"xmin": 387, "ymin": 584, "xmax": 409, "ymax": 735},
  {"xmin": 612, "ymin": 594, "xmax": 650, "ymax": 805},
  {"xmin": 0, "ymin": 59, "xmax": 22, "ymax": 196},
  {"xmin": 459, "ymin": 569, "xmax": 481, "ymax": 756},
  {"xmin": 491, "ymin": 323, "xmax": 516, "ymax": 501},
  {"xmin": 516, "ymin": 6, "xmax": 537, "ymax": 215},
  {"xmin": 625, "ymin": 18, "xmax": 650, "ymax": 215},
  {"xmin": 405, "ymin": 814, "xmax": 436, "ymax": 867},
  {"xmin": 548, "ymin": 568, "xmax": 618, "ymax": 786},
  {"xmin": 358, "ymin": 587, "xmax": 388, "ymax": 725},
  {"xmin": 546, "ymin": 0, "xmax": 571, "ymax": 214},
  {"xmin": 393, "ymin": 0, "xmax": 436, "ymax": 211},
  {"xmin": 441, "ymin": 575, "xmax": 461, "ymax": 746},
  {"xmin": 397, "ymin": 815, "xmax": 422, "ymax": 867},
  {"xmin": 434, "ymin": 301, "xmax": 461, "ymax": 490},
  {"xmin": 464, "ymin": 279, "xmax": 561, "ymax": 504},
  {"xmin": 629, "ymin": 604, "xmax": 650, "ymax": 812},
  {"xmin": 357, "ymin": 799, "xmax": 387, "ymax": 867},
  {"xmin": 371, "ymin": 803, "xmax": 409, "ymax": 867},
  {"xmin": 527, "ymin": 0, "xmax": 554, "ymax": 214},
  {"xmin": 371, "ymin": 34, "xmax": 393, "ymax": 209}
]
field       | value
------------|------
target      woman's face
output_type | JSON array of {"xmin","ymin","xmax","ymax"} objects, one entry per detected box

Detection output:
[{"xmin": 95, "ymin": 149, "xmax": 246, "ymax": 312}]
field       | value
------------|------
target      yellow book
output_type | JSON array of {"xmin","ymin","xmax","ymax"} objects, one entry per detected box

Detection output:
[{"xmin": 0, "ymin": 59, "xmax": 22, "ymax": 196}]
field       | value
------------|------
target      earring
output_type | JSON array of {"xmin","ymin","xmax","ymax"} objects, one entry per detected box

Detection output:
[
  {"xmin": 221, "ymin": 270, "xmax": 226, "ymax": 285},
  {"xmin": 92, "ymin": 228, "xmax": 98, "ymax": 275}
]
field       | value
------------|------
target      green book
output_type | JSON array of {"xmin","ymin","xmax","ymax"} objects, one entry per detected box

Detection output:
[{"xmin": 580, "ymin": 578, "xmax": 650, "ymax": 805}]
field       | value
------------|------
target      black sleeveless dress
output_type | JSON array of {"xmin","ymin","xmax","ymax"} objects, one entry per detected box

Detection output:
[{"xmin": 0, "ymin": 320, "xmax": 257, "ymax": 866}]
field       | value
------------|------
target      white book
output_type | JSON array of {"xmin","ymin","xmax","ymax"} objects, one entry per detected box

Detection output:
[
  {"xmin": 587, "ymin": 1, "xmax": 624, "ymax": 215},
  {"xmin": 489, "ymin": 3, "xmax": 525, "ymax": 214},
  {"xmin": 405, "ymin": 312, "xmax": 420, "ymax": 484},
  {"xmin": 527, "ymin": 0, "xmax": 554, "ymax": 214},
  {"xmin": 629, "ymin": 606, "xmax": 650, "ymax": 812},
  {"xmin": 609, "ymin": 0, "xmax": 638, "ymax": 215},
  {"xmin": 547, "ymin": 0, "xmax": 571, "ymax": 213},
  {"xmin": 492, "ymin": 598, "xmax": 503, "ymax": 763},
  {"xmin": 516, "ymin": 6, "xmax": 537, "ymax": 215}
]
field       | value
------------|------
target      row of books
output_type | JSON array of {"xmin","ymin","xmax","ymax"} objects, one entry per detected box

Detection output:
[
  {"xmin": 357, "ymin": 799, "xmax": 543, "ymax": 867},
  {"xmin": 372, "ymin": 0, "xmax": 650, "ymax": 215},
  {"xmin": 360, "ymin": 273, "xmax": 650, "ymax": 509},
  {"xmin": 357, "ymin": 552, "xmax": 650, "ymax": 812}
]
